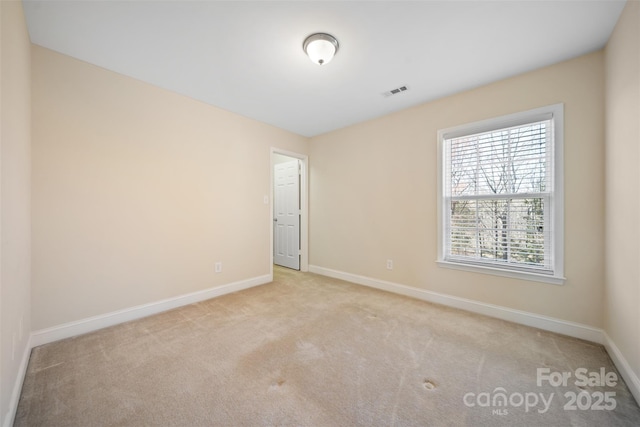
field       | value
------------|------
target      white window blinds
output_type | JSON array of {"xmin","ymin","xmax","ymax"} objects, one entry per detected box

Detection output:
[{"xmin": 443, "ymin": 118, "xmax": 555, "ymax": 274}]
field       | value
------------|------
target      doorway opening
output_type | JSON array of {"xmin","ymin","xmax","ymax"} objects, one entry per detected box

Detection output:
[{"xmin": 270, "ymin": 148, "xmax": 308, "ymax": 274}]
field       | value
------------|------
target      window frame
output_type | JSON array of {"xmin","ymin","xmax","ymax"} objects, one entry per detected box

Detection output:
[{"xmin": 437, "ymin": 104, "xmax": 565, "ymax": 285}]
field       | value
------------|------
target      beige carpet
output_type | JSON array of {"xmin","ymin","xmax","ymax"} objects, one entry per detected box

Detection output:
[{"xmin": 15, "ymin": 267, "xmax": 640, "ymax": 426}]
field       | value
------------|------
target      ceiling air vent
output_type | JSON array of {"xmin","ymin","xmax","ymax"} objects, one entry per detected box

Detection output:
[{"xmin": 382, "ymin": 85, "xmax": 408, "ymax": 97}]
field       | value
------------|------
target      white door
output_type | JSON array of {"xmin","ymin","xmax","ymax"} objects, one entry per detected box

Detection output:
[{"xmin": 274, "ymin": 159, "xmax": 300, "ymax": 270}]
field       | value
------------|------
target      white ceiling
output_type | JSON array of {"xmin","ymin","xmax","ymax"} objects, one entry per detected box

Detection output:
[{"xmin": 23, "ymin": 0, "xmax": 626, "ymax": 137}]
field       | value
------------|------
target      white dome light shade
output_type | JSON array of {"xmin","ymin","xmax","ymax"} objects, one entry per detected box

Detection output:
[{"xmin": 303, "ymin": 33, "xmax": 339, "ymax": 65}]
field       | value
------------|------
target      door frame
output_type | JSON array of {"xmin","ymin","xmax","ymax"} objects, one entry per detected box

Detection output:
[{"xmin": 270, "ymin": 148, "xmax": 308, "ymax": 275}]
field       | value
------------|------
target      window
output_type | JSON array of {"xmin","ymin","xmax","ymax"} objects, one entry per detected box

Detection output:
[{"xmin": 437, "ymin": 104, "xmax": 564, "ymax": 284}]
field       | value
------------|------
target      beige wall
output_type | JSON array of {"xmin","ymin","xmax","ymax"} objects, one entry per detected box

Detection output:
[
  {"xmin": 309, "ymin": 51, "xmax": 605, "ymax": 327},
  {"xmin": 1, "ymin": 1, "xmax": 32, "ymax": 424},
  {"xmin": 31, "ymin": 46, "xmax": 308, "ymax": 330},
  {"xmin": 605, "ymin": 0, "xmax": 640, "ymax": 393}
]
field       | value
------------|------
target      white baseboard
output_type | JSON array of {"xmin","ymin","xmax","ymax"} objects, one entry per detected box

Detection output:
[
  {"xmin": 3, "ymin": 335, "xmax": 32, "ymax": 427},
  {"xmin": 308, "ymin": 265, "xmax": 604, "ymax": 344},
  {"xmin": 31, "ymin": 274, "xmax": 272, "ymax": 347},
  {"xmin": 603, "ymin": 332, "xmax": 640, "ymax": 406}
]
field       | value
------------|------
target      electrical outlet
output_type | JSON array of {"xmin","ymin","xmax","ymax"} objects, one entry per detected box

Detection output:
[
  {"xmin": 215, "ymin": 262, "xmax": 222, "ymax": 273},
  {"xmin": 386, "ymin": 259, "xmax": 393, "ymax": 270}
]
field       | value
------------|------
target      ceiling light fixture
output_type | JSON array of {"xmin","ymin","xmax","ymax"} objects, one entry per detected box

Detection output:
[{"xmin": 303, "ymin": 33, "xmax": 339, "ymax": 65}]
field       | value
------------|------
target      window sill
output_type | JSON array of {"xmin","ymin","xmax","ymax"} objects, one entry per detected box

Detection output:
[{"xmin": 436, "ymin": 260, "xmax": 565, "ymax": 285}]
